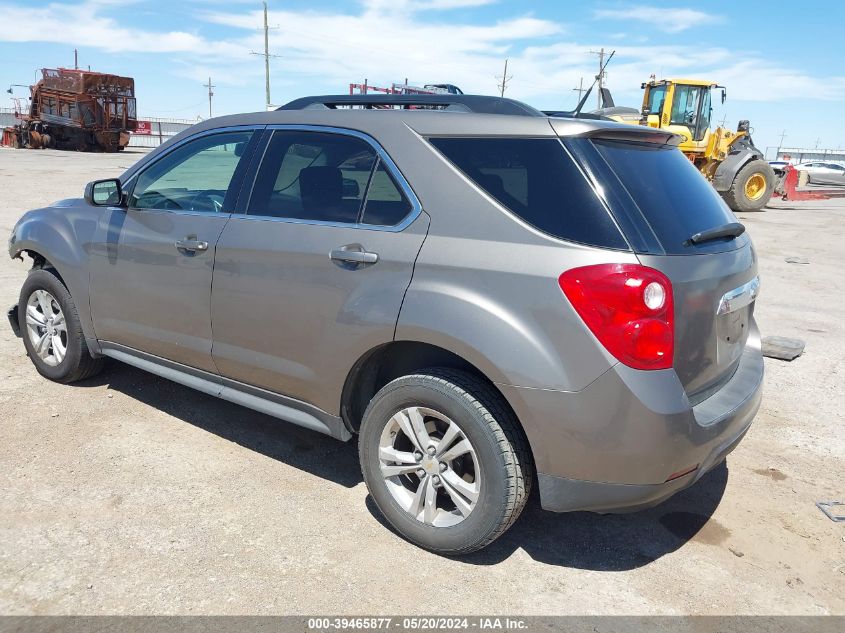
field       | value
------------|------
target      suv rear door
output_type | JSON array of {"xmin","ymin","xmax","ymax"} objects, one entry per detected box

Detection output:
[{"xmin": 210, "ymin": 127, "xmax": 428, "ymax": 415}]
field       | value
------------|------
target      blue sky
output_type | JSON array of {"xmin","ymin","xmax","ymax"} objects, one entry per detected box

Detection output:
[{"xmin": 1, "ymin": 0, "xmax": 843, "ymax": 154}]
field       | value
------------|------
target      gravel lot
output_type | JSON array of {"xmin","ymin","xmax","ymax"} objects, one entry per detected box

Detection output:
[{"xmin": 0, "ymin": 147, "xmax": 843, "ymax": 615}]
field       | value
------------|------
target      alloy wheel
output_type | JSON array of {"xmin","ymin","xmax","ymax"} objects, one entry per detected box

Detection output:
[
  {"xmin": 378, "ymin": 406, "xmax": 481, "ymax": 527},
  {"xmin": 25, "ymin": 289, "xmax": 68, "ymax": 367}
]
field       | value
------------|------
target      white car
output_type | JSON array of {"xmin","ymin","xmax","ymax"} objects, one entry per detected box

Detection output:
[{"xmin": 795, "ymin": 161, "xmax": 845, "ymax": 185}]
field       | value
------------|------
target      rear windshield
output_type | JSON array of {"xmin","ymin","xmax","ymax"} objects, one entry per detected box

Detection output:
[
  {"xmin": 592, "ymin": 139, "xmax": 742, "ymax": 254},
  {"xmin": 429, "ymin": 137, "xmax": 628, "ymax": 250}
]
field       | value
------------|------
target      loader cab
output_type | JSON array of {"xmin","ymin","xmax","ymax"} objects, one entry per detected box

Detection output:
[{"xmin": 641, "ymin": 79, "xmax": 722, "ymax": 153}]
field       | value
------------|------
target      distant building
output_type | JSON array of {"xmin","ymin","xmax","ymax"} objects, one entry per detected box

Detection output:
[{"xmin": 775, "ymin": 147, "xmax": 845, "ymax": 163}]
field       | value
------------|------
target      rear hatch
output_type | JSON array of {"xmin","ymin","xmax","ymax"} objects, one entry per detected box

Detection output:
[{"xmin": 565, "ymin": 133, "xmax": 758, "ymax": 403}]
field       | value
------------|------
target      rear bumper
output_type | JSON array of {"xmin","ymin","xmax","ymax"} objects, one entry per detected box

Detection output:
[
  {"xmin": 500, "ymin": 325, "xmax": 763, "ymax": 513},
  {"xmin": 7, "ymin": 304, "xmax": 20, "ymax": 338}
]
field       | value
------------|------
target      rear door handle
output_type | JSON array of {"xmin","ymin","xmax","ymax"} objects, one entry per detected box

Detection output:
[
  {"xmin": 330, "ymin": 248, "xmax": 378, "ymax": 265},
  {"xmin": 175, "ymin": 238, "xmax": 209, "ymax": 252}
]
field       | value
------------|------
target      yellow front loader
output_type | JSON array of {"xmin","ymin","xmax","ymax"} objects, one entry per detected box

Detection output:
[{"xmin": 602, "ymin": 78, "xmax": 775, "ymax": 212}]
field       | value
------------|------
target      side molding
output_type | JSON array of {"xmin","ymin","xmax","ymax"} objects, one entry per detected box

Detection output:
[{"xmin": 100, "ymin": 343, "xmax": 352, "ymax": 441}]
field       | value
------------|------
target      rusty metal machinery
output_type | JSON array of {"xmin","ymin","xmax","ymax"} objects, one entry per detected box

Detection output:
[{"xmin": 3, "ymin": 68, "xmax": 137, "ymax": 152}]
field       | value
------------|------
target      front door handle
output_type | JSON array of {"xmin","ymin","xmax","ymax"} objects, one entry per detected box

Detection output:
[
  {"xmin": 175, "ymin": 238, "xmax": 209, "ymax": 252},
  {"xmin": 330, "ymin": 247, "xmax": 378, "ymax": 265}
]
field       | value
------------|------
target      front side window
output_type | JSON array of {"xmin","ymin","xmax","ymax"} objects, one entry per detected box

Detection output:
[
  {"xmin": 131, "ymin": 131, "xmax": 253, "ymax": 212},
  {"xmin": 670, "ymin": 85, "xmax": 704, "ymax": 127},
  {"xmin": 693, "ymin": 88, "xmax": 712, "ymax": 140},
  {"xmin": 429, "ymin": 137, "xmax": 628, "ymax": 249},
  {"xmin": 248, "ymin": 130, "xmax": 376, "ymax": 223}
]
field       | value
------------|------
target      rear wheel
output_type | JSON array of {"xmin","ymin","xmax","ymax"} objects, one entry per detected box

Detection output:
[
  {"xmin": 359, "ymin": 368, "xmax": 532, "ymax": 555},
  {"xmin": 19, "ymin": 268, "xmax": 104, "ymax": 383},
  {"xmin": 722, "ymin": 160, "xmax": 775, "ymax": 212}
]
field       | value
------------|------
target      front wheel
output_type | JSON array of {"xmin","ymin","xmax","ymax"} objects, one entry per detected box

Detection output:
[
  {"xmin": 359, "ymin": 369, "xmax": 533, "ymax": 555},
  {"xmin": 722, "ymin": 160, "xmax": 775, "ymax": 212},
  {"xmin": 19, "ymin": 268, "xmax": 104, "ymax": 383}
]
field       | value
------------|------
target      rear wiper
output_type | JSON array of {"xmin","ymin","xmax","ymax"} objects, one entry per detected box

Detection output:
[{"xmin": 688, "ymin": 222, "xmax": 746, "ymax": 245}]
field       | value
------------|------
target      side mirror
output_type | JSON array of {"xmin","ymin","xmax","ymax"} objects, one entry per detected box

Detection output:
[
  {"xmin": 85, "ymin": 178, "xmax": 125, "ymax": 207},
  {"xmin": 721, "ymin": 88, "xmax": 727, "ymax": 104}
]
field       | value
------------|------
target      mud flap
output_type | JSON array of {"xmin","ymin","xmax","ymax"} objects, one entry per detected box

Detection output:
[{"xmin": 7, "ymin": 304, "xmax": 21, "ymax": 338}]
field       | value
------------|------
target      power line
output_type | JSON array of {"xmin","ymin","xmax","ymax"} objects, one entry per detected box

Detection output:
[
  {"xmin": 250, "ymin": 1, "xmax": 281, "ymax": 110},
  {"xmin": 203, "ymin": 77, "xmax": 215, "ymax": 118},
  {"xmin": 496, "ymin": 58, "xmax": 512, "ymax": 97}
]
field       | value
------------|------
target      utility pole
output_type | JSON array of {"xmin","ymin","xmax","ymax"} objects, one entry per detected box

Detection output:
[
  {"xmin": 496, "ymin": 58, "xmax": 512, "ymax": 97},
  {"xmin": 589, "ymin": 47, "xmax": 607, "ymax": 110},
  {"xmin": 776, "ymin": 129, "xmax": 787, "ymax": 155},
  {"xmin": 203, "ymin": 77, "xmax": 215, "ymax": 118},
  {"xmin": 251, "ymin": 1, "xmax": 280, "ymax": 110},
  {"xmin": 74, "ymin": 49, "xmax": 78, "ymax": 70},
  {"xmin": 572, "ymin": 77, "xmax": 585, "ymax": 106}
]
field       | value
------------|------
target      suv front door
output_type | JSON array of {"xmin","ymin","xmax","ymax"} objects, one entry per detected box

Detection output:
[
  {"xmin": 89, "ymin": 129, "xmax": 258, "ymax": 372},
  {"xmin": 210, "ymin": 127, "xmax": 429, "ymax": 415}
]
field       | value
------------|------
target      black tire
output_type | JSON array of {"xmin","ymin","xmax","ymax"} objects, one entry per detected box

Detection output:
[
  {"xmin": 722, "ymin": 160, "xmax": 775, "ymax": 212},
  {"xmin": 359, "ymin": 368, "xmax": 533, "ymax": 555},
  {"xmin": 18, "ymin": 268, "xmax": 104, "ymax": 383}
]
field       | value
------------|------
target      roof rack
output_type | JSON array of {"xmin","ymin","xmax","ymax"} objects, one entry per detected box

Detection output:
[{"xmin": 278, "ymin": 94, "xmax": 544, "ymax": 117}]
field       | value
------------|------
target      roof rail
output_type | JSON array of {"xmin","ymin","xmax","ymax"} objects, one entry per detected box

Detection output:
[{"xmin": 278, "ymin": 94, "xmax": 544, "ymax": 117}]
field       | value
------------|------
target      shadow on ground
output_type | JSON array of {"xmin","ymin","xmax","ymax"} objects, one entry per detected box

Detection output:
[
  {"xmin": 366, "ymin": 461, "xmax": 730, "ymax": 571},
  {"xmin": 76, "ymin": 360, "xmax": 363, "ymax": 489},
  {"xmin": 77, "ymin": 360, "xmax": 728, "ymax": 571}
]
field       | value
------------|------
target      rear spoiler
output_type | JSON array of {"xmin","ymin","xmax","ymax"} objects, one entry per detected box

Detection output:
[{"xmin": 548, "ymin": 118, "xmax": 682, "ymax": 147}]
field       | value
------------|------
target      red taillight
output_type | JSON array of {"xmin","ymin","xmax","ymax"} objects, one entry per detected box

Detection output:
[{"xmin": 559, "ymin": 263, "xmax": 674, "ymax": 370}]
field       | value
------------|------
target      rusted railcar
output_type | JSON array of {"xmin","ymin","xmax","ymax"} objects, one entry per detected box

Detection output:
[{"xmin": 3, "ymin": 68, "xmax": 137, "ymax": 152}]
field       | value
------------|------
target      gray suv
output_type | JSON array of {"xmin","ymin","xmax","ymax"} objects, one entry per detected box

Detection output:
[{"xmin": 7, "ymin": 95, "xmax": 763, "ymax": 555}]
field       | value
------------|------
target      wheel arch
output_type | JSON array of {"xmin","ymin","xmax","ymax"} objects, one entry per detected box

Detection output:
[
  {"xmin": 10, "ymin": 211, "xmax": 98, "ymax": 350},
  {"xmin": 712, "ymin": 147, "xmax": 765, "ymax": 192},
  {"xmin": 340, "ymin": 340, "xmax": 528, "ymax": 445}
]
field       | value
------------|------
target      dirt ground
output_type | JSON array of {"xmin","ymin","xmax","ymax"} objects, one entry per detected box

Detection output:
[{"xmin": 0, "ymin": 147, "xmax": 843, "ymax": 615}]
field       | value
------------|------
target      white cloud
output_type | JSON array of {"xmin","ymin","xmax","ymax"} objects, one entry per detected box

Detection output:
[
  {"xmin": 594, "ymin": 6, "xmax": 723, "ymax": 34},
  {"xmin": 363, "ymin": 0, "xmax": 498, "ymax": 10},
  {"xmin": 0, "ymin": 1, "xmax": 243, "ymax": 57}
]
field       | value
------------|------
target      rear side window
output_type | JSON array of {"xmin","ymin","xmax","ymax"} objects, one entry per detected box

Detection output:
[
  {"xmin": 248, "ymin": 130, "xmax": 376, "ymax": 223},
  {"xmin": 429, "ymin": 137, "xmax": 628, "ymax": 249},
  {"xmin": 592, "ymin": 140, "xmax": 740, "ymax": 254},
  {"xmin": 361, "ymin": 162, "xmax": 413, "ymax": 226},
  {"xmin": 247, "ymin": 130, "xmax": 415, "ymax": 227}
]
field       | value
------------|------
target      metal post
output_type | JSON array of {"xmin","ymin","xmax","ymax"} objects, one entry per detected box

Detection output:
[
  {"xmin": 263, "ymin": 1, "xmax": 271, "ymax": 109},
  {"xmin": 203, "ymin": 77, "xmax": 215, "ymax": 118},
  {"xmin": 572, "ymin": 77, "xmax": 584, "ymax": 106},
  {"xmin": 597, "ymin": 48, "xmax": 604, "ymax": 110}
]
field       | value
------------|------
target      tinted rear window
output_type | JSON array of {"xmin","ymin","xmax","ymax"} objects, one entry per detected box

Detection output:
[
  {"xmin": 592, "ymin": 140, "xmax": 742, "ymax": 254},
  {"xmin": 429, "ymin": 137, "xmax": 628, "ymax": 250}
]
